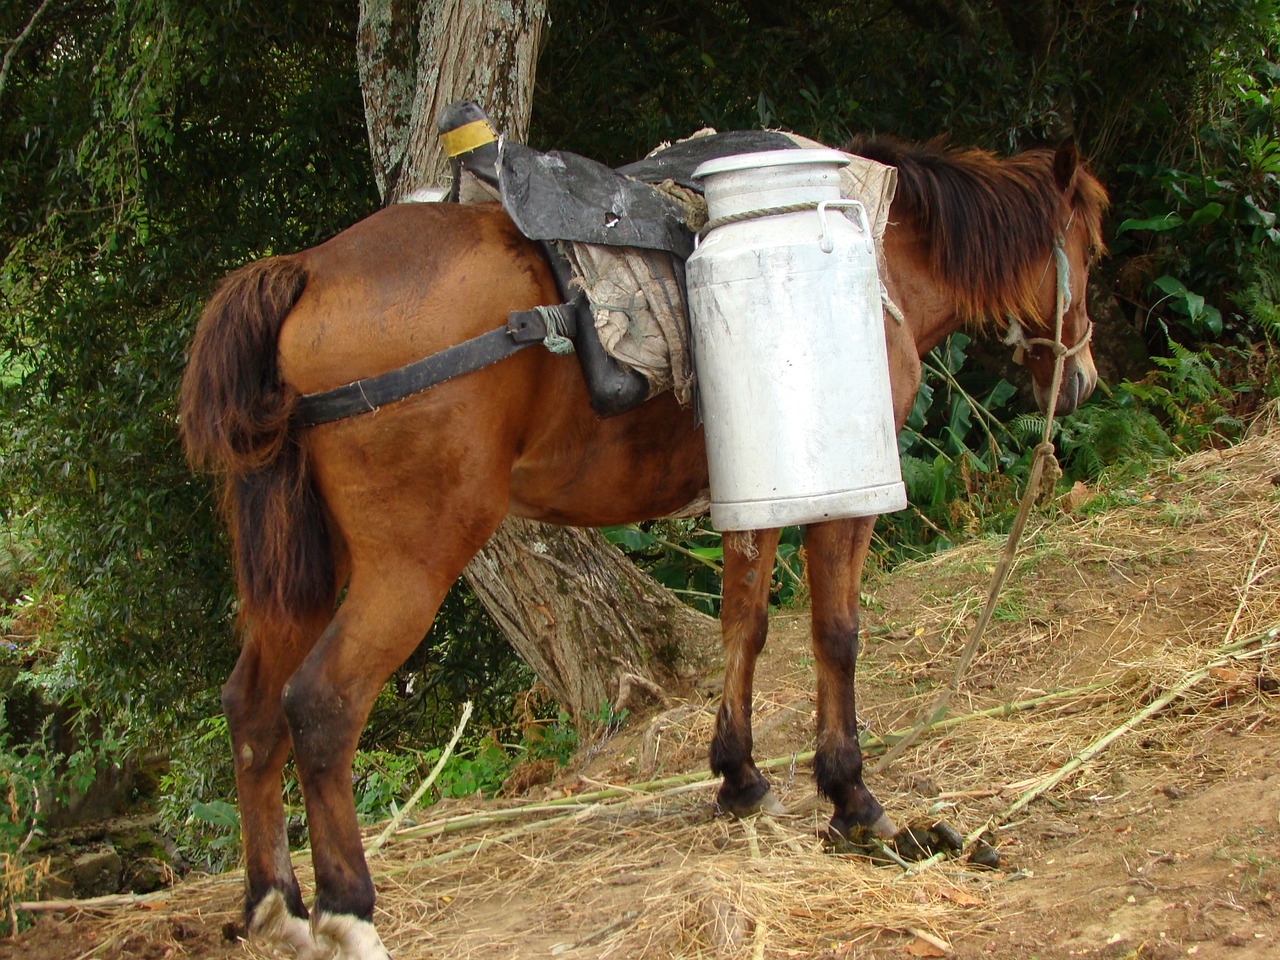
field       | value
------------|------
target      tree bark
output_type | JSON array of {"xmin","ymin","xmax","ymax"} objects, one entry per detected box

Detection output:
[{"xmin": 355, "ymin": 0, "xmax": 716, "ymax": 717}]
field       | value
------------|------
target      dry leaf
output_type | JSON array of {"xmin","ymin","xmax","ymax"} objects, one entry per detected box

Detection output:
[
  {"xmin": 1058, "ymin": 480, "xmax": 1092, "ymax": 512},
  {"xmin": 938, "ymin": 886, "xmax": 984, "ymax": 906}
]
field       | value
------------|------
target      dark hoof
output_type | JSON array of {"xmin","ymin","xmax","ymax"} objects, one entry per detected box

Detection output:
[
  {"xmin": 716, "ymin": 777, "xmax": 786, "ymax": 818},
  {"xmin": 827, "ymin": 811, "xmax": 897, "ymax": 844}
]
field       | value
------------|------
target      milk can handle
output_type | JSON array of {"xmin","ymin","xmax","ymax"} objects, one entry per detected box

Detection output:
[{"xmin": 816, "ymin": 199, "xmax": 870, "ymax": 253}]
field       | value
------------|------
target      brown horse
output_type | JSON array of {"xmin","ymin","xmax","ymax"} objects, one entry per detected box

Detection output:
[{"xmin": 180, "ymin": 137, "xmax": 1106, "ymax": 959}]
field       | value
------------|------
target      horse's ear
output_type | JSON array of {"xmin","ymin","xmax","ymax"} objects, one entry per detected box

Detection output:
[{"xmin": 1054, "ymin": 139, "xmax": 1080, "ymax": 192}]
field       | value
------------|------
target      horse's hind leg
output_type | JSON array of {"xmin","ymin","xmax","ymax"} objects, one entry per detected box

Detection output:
[
  {"xmin": 281, "ymin": 518, "xmax": 500, "ymax": 959},
  {"xmin": 710, "ymin": 528, "xmax": 787, "ymax": 816},
  {"xmin": 222, "ymin": 609, "xmax": 333, "ymax": 959},
  {"xmin": 804, "ymin": 518, "xmax": 897, "ymax": 840}
]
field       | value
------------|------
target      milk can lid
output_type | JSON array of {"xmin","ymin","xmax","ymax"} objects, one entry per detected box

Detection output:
[{"xmin": 692, "ymin": 148, "xmax": 850, "ymax": 180}]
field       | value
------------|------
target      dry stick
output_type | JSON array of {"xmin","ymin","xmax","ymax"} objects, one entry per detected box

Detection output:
[
  {"xmin": 387, "ymin": 804, "xmax": 605, "ymax": 874},
  {"xmin": 1223, "ymin": 533, "xmax": 1268, "ymax": 646},
  {"xmin": 391, "ymin": 780, "xmax": 719, "ymax": 846},
  {"xmin": 367, "ymin": 700, "xmax": 473, "ymax": 854},
  {"xmin": 384, "ymin": 777, "xmax": 727, "ymax": 877},
  {"xmin": 14, "ymin": 890, "xmax": 177, "ymax": 914}
]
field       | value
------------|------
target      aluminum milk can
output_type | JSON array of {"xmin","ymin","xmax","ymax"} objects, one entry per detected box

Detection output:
[{"xmin": 687, "ymin": 148, "xmax": 907, "ymax": 530}]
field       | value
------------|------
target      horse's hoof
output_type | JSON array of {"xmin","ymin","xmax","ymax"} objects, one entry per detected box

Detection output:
[
  {"xmin": 755, "ymin": 788, "xmax": 788, "ymax": 816},
  {"xmin": 313, "ymin": 912, "xmax": 392, "ymax": 960},
  {"xmin": 249, "ymin": 890, "xmax": 330, "ymax": 960},
  {"xmin": 826, "ymin": 811, "xmax": 897, "ymax": 845},
  {"xmin": 823, "ymin": 822, "xmax": 911, "ymax": 867},
  {"xmin": 716, "ymin": 780, "xmax": 787, "ymax": 818}
]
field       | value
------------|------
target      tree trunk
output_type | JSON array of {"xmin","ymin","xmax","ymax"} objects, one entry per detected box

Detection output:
[{"xmin": 355, "ymin": 0, "xmax": 716, "ymax": 716}]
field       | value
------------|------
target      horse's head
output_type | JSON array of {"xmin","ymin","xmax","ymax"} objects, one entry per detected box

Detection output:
[{"xmin": 1007, "ymin": 142, "xmax": 1106, "ymax": 417}]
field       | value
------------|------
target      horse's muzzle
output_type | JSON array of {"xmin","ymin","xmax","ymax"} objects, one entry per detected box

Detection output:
[{"xmin": 1033, "ymin": 357, "xmax": 1097, "ymax": 416}]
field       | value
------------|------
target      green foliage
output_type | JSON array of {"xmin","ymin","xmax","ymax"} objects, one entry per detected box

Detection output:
[
  {"xmin": 154, "ymin": 692, "xmax": 601, "ymax": 869},
  {"xmin": 1236, "ymin": 246, "xmax": 1280, "ymax": 346},
  {"xmin": 603, "ymin": 520, "xmax": 805, "ymax": 614},
  {"xmin": 877, "ymin": 334, "xmax": 1023, "ymax": 559},
  {"xmin": 155, "ymin": 714, "xmax": 241, "ymax": 871},
  {"xmin": 0, "ymin": 707, "xmax": 46, "ymax": 860},
  {"xmin": 1118, "ymin": 336, "xmax": 1249, "ymax": 446},
  {"xmin": 1106, "ymin": 19, "xmax": 1280, "ymax": 344},
  {"xmin": 0, "ymin": 715, "xmax": 48, "ymax": 931},
  {"xmin": 0, "ymin": 0, "xmax": 377, "ymax": 732},
  {"xmin": 0, "ymin": 679, "xmax": 134, "ymax": 918},
  {"xmin": 1024, "ymin": 395, "xmax": 1178, "ymax": 483}
]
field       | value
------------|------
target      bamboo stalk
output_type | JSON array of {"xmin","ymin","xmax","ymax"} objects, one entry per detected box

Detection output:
[
  {"xmin": 385, "ymin": 806, "xmax": 598, "ymax": 875},
  {"xmin": 14, "ymin": 889, "xmax": 175, "ymax": 914}
]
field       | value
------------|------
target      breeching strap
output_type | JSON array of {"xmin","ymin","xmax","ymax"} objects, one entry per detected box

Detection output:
[
  {"xmin": 871, "ymin": 230, "xmax": 1078, "ymax": 778},
  {"xmin": 296, "ymin": 303, "xmax": 576, "ymax": 426}
]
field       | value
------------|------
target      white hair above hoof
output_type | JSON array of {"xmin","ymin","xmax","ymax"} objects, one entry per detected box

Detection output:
[{"xmin": 249, "ymin": 890, "xmax": 330, "ymax": 960}]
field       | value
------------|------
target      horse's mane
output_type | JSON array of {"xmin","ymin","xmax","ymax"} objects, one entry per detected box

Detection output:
[{"xmin": 845, "ymin": 135, "xmax": 1108, "ymax": 325}]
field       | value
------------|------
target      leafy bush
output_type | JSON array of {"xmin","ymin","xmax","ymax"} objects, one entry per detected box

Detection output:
[{"xmin": 602, "ymin": 521, "xmax": 804, "ymax": 615}]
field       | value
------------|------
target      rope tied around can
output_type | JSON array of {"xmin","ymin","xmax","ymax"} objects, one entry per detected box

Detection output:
[{"xmin": 696, "ymin": 200, "xmax": 824, "ymax": 240}]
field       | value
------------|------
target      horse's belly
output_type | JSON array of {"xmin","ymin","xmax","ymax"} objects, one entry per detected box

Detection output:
[{"xmin": 508, "ymin": 398, "xmax": 710, "ymax": 527}]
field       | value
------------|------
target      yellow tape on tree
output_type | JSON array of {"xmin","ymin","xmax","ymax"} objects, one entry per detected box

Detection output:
[{"xmin": 440, "ymin": 119, "xmax": 497, "ymax": 157}]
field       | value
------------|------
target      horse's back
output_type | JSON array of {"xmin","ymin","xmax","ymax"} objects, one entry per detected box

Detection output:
[
  {"xmin": 271, "ymin": 200, "xmax": 708, "ymax": 531},
  {"xmin": 277, "ymin": 202, "xmax": 556, "ymax": 396}
]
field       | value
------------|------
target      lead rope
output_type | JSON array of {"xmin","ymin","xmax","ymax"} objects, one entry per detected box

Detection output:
[{"xmin": 870, "ymin": 235, "xmax": 1074, "ymax": 779}]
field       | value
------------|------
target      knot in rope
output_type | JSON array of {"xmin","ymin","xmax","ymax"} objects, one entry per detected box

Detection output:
[{"xmin": 536, "ymin": 305, "xmax": 576, "ymax": 355}]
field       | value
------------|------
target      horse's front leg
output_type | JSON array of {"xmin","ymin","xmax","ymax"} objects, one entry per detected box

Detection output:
[
  {"xmin": 710, "ymin": 527, "xmax": 786, "ymax": 816},
  {"xmin": 804, "ymin": 518, "xmax": 898, "ymax": 840}
]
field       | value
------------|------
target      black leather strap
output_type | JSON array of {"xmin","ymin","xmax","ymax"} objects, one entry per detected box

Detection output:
[{"xmin": 297, "ymin": 305, "xmax": 574, "ymax": 426}]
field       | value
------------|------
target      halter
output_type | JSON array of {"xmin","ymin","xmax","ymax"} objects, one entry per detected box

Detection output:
[{"xmin": 1002, "ymin": 212, "xmax": 1092, "ymax": 367}]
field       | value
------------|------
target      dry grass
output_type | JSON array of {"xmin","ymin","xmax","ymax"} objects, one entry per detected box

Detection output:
[{"xmin": 16, "ymin": 417, "xmax": 1280, "ymax": 959}]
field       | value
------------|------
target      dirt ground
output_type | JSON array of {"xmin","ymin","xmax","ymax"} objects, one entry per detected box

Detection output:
[{"xmin": 9, "ymin": 425, "xmax": 1280, "ymax": 959}]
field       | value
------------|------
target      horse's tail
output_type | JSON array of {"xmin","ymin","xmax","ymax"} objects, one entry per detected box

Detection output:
[{"xmin": 180, "ymin": 256, "xmax": 334, "ymax": 625}]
